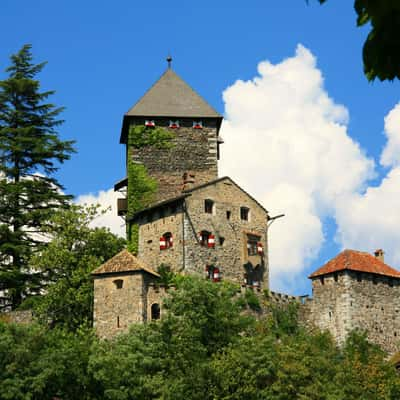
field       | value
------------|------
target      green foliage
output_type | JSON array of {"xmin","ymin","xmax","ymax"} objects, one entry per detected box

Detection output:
[
  {"xmin": 157, "ymin": 264, "xmax": 175, "ymax": 286},
  {"xmin": 128, "ymin": 124, "xmax": 175, "ymax": 149},
  {"xmin": 270, "ymin": 301, "xmax": 300, "ymax": 337},
  {"xmin": 28, "ymin": 205, "xmax": 125, "ymax": 331},
  {"xmin": 243, "ymin": 288, "xmax": 261, "ymax": 311},
  {"xmin": 0, "ymin": 45, "xmax": 75, "ymax": 309},
  {"xmin": 317, "ymin": 1, "xmax": 400, "ymax": 81},
  {"xmin": 0, "ymin": 322, "xmax": 97, "ymax": 400},
  {"xmin": 1, "ymin": 278, "xmax": 400, "ymax": 399},
  {"xmin": 126, "ymin": 125, "xmax": 174, "ymax": 252}
]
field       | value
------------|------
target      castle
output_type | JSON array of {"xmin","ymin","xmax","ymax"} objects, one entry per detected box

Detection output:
[{"xmin": 92, "ymin": 62, "xmax": 400, "ymax": 355}]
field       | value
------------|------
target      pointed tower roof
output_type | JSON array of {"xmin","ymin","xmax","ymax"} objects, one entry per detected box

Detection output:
[
  {"xmin": 309, "ymin": 249, "xmax": 400, "ymax": 279},
  {"xmin": 120, "ymin": 68, "xmax": 223, "ymax": 143},
  {"xmin": 92, "ymin": 249, "xmax": 159, "ymax": 277}
]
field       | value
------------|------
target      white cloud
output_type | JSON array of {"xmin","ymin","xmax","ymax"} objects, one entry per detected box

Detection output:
[
  {"xmin": 220, "ymin": 44, "xmax": 375, "ymax": 290},
  {"xmin": 335, "ymin": 103, "xmax": 400, "ymax": 267},
  {"xmin": 380, "ymin": 103, "xmax": 400, "ymax": 168},
  {"xmin": 76, "ymin": 188, "xmax": 126, "ymax": 238}
]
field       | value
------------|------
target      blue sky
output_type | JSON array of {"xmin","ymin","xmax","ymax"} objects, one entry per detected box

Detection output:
[{"xmin": 2, "ymin": 0, "xmax": 400, "ymax": 294}]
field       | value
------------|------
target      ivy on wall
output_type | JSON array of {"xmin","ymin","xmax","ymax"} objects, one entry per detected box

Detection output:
[{"xmin": 126, "ymin": 125, "xmax": 175, "ymax": 253}]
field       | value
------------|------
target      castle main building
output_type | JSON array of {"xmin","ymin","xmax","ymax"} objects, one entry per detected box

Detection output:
[
  {"xmin": 93, "ymin": 64, "xmax": 270, "ymax": 339},
  {"xmin": 92, "ymin": 63, "xmax": 400, "ymax": 357}
]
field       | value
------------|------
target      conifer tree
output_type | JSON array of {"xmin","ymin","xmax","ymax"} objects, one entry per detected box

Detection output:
[{"xmin": 0, "ymin": 45, "xmax": 75, "ymax": 310}]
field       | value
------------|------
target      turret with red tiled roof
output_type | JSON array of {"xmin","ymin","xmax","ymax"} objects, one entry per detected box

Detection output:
[{"xmin": 309, "ymin": 249, "xmax": 400, "ymax": 279}]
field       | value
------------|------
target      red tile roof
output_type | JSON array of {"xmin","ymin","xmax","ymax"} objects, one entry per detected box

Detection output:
[{"xmin": 309, "ymin": 249, "xmax": 400, "ymax": 279}]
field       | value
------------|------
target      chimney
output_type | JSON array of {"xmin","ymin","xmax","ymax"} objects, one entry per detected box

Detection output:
[
  {"xmin": 182, "ymin": 172, "xmax": 195, "ymax": 191},
  {"xmin": 374, "ymin": 249, "xmax": 384, "ymax": 263}
]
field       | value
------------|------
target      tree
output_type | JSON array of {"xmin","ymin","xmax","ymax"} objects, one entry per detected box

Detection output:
[
  {"xmin": 0, "ymin": 44, "xmax": 75, "ymax": 309},
  {"xmin": 317, "ymin": 1, "xmax": 400, "ymax": 81},
  {"xmin": 0, "ymin": 322, "xmax": 98, "ymax": 400},
  {"xmin": 29, "ymin": 205, "xmax": 125, "ymax": 331}
]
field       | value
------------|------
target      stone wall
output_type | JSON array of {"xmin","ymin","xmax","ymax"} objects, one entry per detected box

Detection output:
[
  {"xmin": 137, "ymin": 204, "xmax": 185, "ymax": 274},
  {"xmin": 0, "ymin": 310, "xmax": 33, "ymax": 324},
  {"xmin": 128, "ymin": 118, "xmax": 219, "ymax": 202},
  {"xmin": 94, "ymin": 272, "xmax": 149, "ymax": 339},
  {"xmin": 301, "ymin": 271, "xmax": 400, "ymax": 354},
  {"xmin": 183, "ymin": 179, "xmax": 269, "ymax": 288}
]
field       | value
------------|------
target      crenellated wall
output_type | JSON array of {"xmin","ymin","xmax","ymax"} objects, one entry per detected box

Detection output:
[{"xmin": 300, "ymin": 271, "xmax": 400, "ymax": 354}]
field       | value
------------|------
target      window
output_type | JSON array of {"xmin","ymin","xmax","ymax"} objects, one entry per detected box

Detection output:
[
  {"xmin": 151, "ymin": 304, "xmax": 161, "ymax": 320},
  {"xmin": 356, "ymin": 272, "xmax": 362, "ymax": 282},
  {"xmin": 117, "ymin": 316, "xmax": 120, "ymax": 328},
  {"xmin": 240, "ymin": 207, "xmax": 250, "ymax": 221},
  {"xmin": 169, "ymin": 120, "xmax": 180, "ymax": 129},
  {"xmin": 320, "ymin": 277, "xmax": 325, "ymax": 285},
  {"xmin": 193, "ymin": 121, "xmax": 203, "ymax": 129},
  {"xmin": 334, "ymin": 273, "xmax": 338, "ymax": 282},
  {"xmin": 160, "ymin": 232, "xmax": 173, "ymax": 250},
  {"xmin": 226, "ymin": 210, "xmax": 231, "ymax": 220},
  {"xmin": 206, "ymin": 265, "xmax": 221, "ymax": 282},
  {"xmin": 204, "ymin": 199, "xmax": 214, "ymax": 214},
  {"xmin": 199, "ymin": 230, "xmax": 215, "ymax": 247},
  {"xmin": 247, "ymin": 235, "xmax": 261, "ymax": 256},
  {"xmin": 113, "ymin": 279, "xmax": 123, "ymax": 289},
  {"xmin": 219, "ymin": 237, "xmax": 225, "ymax": 246}
]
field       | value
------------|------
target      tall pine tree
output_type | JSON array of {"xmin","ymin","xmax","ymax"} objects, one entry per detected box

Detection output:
[{"xmin": 0, "ymin": 45, "xmax": 75, "ymax": 310}]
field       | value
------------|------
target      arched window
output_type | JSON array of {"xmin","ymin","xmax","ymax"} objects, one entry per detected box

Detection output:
[
  {"xmin": 151, "ymin": 303, "xmax": 161, "ymax": 320},
  {"xmin": 160, "ymin": 232, "xmax": 173, "ymax": 250},
  {"xmin": 113, "ymin": 279, "xmax": 123, "ymax": 289}
]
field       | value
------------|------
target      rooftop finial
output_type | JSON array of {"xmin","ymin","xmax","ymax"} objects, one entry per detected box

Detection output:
[{"xmin": 166, "ymin": 54, "xmax": 172, "ymax": 69}]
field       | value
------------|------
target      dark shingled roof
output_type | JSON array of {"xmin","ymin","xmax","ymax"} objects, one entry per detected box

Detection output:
[
  {"xmin": 119, "ymin": 68, "xmax": 223, "ymax": 143},
  {"xmin": 125, "ymin": 68, "xmax": 222, "ymax": 118},
  {"xmin": 309, "ymin": 249, "xmax": 400, "ymax": 279},
  {"xmin": 92, "ymin": 250, "xmax": 159, "ymax": 277}
]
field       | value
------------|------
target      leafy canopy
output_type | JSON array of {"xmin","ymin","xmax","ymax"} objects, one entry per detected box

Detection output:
[
  {"xmin": 317, "ymin": 1, "xmax": 400, "ymax": 81},
  {"xmin": 29, "ymin": 205, "xmax": 125, "ymax": 331}
]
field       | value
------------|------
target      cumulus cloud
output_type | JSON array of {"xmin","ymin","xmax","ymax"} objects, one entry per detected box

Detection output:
[
  {"xmin": 335, "ymin": 104, "xmax": 400, "ymax": 268},
  {"xmin": 76, "ymin": 188, "xmax": 126, "ymax": 238},
  {"xmin": 220, "ymin": 44, "xmax": 375, "ymax": 291},
  {"xmin": 380, "ymin": 103, "xmax": 400, "ymax": 168}
]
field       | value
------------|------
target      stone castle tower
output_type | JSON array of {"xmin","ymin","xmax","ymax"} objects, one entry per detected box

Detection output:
[
  {"xmin": 303, "ymin": 249, "xmax": 400, "ymax": 354},
  {"xmin": 93, "ymin": 64, "xmax": 271, "ymax": 338},
  {"xmin": 116, "ymin": 65, "xmax": 223, "ymax": 203}
]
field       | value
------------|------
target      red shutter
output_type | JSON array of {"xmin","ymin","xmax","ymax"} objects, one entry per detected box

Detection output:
[
  {"xmin": 145, "ymin": 120, "xmax": 155, "ymax": 127},
  {"xmin": 257, "ymin": 242, "xmax": 263, "ymax": 255},
  {"xmin": 159, "ymin": 237, "xmax": 166, "ymax": 250},
  {"xmin": 213, "ymin": 267, "xmax": 220, "ymax": 282},
  {"xmin": 208, "ymin": 234, "xmax": 215, "ymax": 248},
  {"xmin": 169, "ymin": 234, "xmax": 173, "ymax": 248}
]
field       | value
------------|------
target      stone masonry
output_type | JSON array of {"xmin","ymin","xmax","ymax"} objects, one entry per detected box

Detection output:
[
  {"xmin": 300, "ymin": 250, "xmax": 400, "ymax": 354},
  {"xmin": 129, "ymin": 118, "xmax": 219, "ymax": 202},
  {"xmin": 134, "ymin": 177, "xmax": 269, "ymax": 289}
]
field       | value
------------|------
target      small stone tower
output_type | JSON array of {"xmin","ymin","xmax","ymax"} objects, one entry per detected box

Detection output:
[
  {"xmin": 303, "ymin": 249, "xmax": 400, "ymax": 354},
  {"xmin": 92, "ymin": 250, "xmax": 161, "ymax": 338},
  {"xmin": 117, "ymin": 65, "xmax": 223, "ymax": 202}
]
